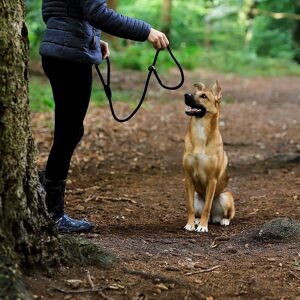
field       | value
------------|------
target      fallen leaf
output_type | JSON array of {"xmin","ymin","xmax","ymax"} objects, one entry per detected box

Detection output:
[
  {"xmin": 74, "ymin": 204, "xmax": 85, "ymax": 211},
  {"xmin": 155, "ymin": 283, "xmax": 168, "ymax": 291}
]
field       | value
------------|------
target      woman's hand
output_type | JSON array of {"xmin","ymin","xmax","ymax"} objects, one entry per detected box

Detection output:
[
  {"xmin": 147, "ymin": 28, "xmax": 169, "ymax": 50},
  {"xmin": 100, "ymin": 40, "xmax": 110, "ymax": 59}
]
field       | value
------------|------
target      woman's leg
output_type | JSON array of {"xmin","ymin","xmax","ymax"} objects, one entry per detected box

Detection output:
[
  {"xmin": 41, "ymin": 56, "xmax": 93, "ymax": 232},
  {"xmin": 42, "ymin": 56, "xmax": 92, "ymax": 181}
]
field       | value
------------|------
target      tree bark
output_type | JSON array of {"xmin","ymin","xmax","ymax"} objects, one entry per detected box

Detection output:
[
  {"xmin": 161, "ymin": 0, "xmax": 172, "ymax": 39},
  {"xmin": 0, "ymin": 0, "xmax": 59, "ymax": 298}
]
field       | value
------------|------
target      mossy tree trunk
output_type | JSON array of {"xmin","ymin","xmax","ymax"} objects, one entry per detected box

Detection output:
[{"xmin": 0, "ymin": 0, "xmax": 59, "ymax": 298}]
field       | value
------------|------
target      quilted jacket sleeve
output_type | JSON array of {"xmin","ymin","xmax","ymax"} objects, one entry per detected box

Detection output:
[{"xmin": 81, "ymin": 0, "xmax": 151, "ymax": 41}]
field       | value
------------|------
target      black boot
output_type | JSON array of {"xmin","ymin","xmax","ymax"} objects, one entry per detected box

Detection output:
[{"xmin": 43, "ymin": 176, "xmax": 93, "ymax": 233}]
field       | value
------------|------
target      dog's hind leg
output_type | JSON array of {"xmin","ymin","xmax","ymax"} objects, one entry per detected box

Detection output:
[
  {"xmin": 184, "ymin": 174, "xmax": 196, "ymax": 231},
  {"xmin": 217, "ymin": 191, "xmax": 235, "ymax": 226}
]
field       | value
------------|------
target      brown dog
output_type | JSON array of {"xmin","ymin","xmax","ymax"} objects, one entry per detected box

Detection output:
[{"xmin": 183, "ymin": 81, "xmax": 235, "ymax": 233}]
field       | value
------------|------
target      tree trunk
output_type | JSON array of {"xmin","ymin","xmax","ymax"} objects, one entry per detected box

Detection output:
[
  {"xmin": 0, "ymin": 0, "xmax": 59, "ymax": 298},
  {"xmin": 294, "ymin": 1, "xmax": 300, "ymax": 63},
  {"xmin": 161, "ymin": 0, "xmax": 172, "ymax": 39},
  {"xmin": 105, "ymin": 0, "xmax": 119, "ymax": 48},
  {"xmin": 239, "ymin": 0, "xmax": 259, "ymax": 48}
]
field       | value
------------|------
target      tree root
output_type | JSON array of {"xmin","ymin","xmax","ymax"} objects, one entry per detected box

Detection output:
[{"xmin": 60, "ymin": 235, "xmax": 118, "ymax": 269}]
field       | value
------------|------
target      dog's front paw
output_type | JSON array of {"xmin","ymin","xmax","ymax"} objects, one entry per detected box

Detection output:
[
  {"xmin": 196, "ymin": 225, "xmax": 208, "ymax": 233},
  {"xmin": 220, "ymin": 219, "xmax": 230, "ymax": 226},
  {"xmin": 184, "ymin": 223, "xmax": 195, "ymax": 232}
]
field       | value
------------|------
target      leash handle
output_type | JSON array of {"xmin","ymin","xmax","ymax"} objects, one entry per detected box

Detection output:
[
  {"xmin": 150, "ymin": 47, "xmax": 185, "ymax": 90},
  {"xmin": 95, "ymin": 46, "xmax": 184, "ymax": 123}
]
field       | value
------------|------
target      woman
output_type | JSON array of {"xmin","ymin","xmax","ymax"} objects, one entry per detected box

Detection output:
[{"xmin": 40, "ymin": 0, "xmax": 169, "ymax": 233}]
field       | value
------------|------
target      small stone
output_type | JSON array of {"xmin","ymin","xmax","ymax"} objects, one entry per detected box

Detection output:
[{"xmin": 255, "ymin": 218, "xmax": 300, "ymax": 242}]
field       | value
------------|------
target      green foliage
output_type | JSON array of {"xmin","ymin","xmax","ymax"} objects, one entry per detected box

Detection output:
[
  {"xmin": 26, "ymin": 0, "xmax": 44, "ymax": 58},
  {"xmin": 25, "ymin": 0, "xmax": 300, "ymax": 81},
  {"xmin": 111, "ymin": 44, "xmax": 300, "ymax": 76},
  {"xmin": 29, "ymin": 76, "xmax": 144, "ymax": 112},
  {"xmin": 250, "ymin": 0, "xmax": 296, "ymax": 60},
  {"xmin": 29, "ymin": 77, "xmax": 54, "ymax": 112}
]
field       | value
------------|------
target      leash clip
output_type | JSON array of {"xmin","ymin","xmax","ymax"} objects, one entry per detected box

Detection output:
[{"xmin": 148, "ymin": 65, "xmax": 156, "ymax": 72}]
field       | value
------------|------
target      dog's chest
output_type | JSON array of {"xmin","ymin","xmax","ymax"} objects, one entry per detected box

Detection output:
[
  {"xmin": 184, "ymin": 123, "xmax": 212, "ymax": 185},
  {"xmin": 194, "ymin": 122, "xmax": 207, "ymax": 143}
]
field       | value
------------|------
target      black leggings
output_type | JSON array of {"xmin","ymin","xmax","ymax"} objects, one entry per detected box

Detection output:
[{"xmin": 42, "ymin": 56, "xmax": 93, "ymax": 181}]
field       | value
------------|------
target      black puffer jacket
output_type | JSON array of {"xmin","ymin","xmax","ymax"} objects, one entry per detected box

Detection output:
[{"xmin": 39, "ymin": 0, "xmax": 151, "ymax": 64}]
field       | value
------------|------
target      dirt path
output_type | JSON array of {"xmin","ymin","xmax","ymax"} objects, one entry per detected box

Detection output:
[{"xmin": 28, "ymin": 69, "xmax": 300, "ymax": 299}]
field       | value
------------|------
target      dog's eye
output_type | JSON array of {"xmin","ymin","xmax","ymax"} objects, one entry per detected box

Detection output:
[{"xmin": 200, "ymin": 94, "xmax": 208, "ymax": 99}]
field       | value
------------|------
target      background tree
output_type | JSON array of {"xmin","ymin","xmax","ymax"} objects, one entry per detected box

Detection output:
[
  {"xmin": 105, "ymin": 0, "xmax": 119, "ymax": 47},
  {"xmin": 0, "ymin": 0, "xmax": 60, "ymax": 297},
  {"xmin": 294, "ymin": 0, "xmax": 300, "ymax": 63},
  {"xmin": 161, "ymin": 0, "xmax": 172, "ymax": 39}
]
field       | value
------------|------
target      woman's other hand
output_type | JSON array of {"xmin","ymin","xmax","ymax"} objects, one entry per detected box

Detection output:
[
  {"xmin": 147, "ymin": 28, "xmax": 169, "ymax": 50},
  {"xmin": 100, "ymin": 40, "xmax": 110, "ymax": 59}
]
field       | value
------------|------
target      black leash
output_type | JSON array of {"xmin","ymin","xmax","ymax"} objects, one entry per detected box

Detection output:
[{"xmin": 95, "ymin": 46, "xmax": 185, "ymax": 123}]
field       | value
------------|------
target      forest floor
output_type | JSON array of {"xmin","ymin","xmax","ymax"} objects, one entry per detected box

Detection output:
[{"xmin": 27, "ymin": 66, "xmax": 300, "ymax": 300}]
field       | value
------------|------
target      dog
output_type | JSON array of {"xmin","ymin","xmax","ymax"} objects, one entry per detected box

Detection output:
[{"xmin": 182, "ymin": 81, "xmax": 235, "ymax": 233}]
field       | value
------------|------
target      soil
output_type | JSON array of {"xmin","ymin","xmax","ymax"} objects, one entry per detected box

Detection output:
[{"xmin": 27, "ymin": 66, "xmax": 300, "ymax": 300}]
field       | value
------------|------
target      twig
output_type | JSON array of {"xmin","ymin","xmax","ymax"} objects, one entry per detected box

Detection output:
[
  {"xmin": 53, "ymin": 287, "xmax": 104, "ymax": 294},
  {"xmin": 86, "ymin": 270, "xmax": 95, "ymax": 290},
  {"xmin": 214, "ymin": 236, "xmax": 230, "ymax": 242},
  {"xmin": 253, "ymin": 8, "xmax": 300, "ymax": 21},
  {"xmin": 53, "ymin": 287, "xmax": 113, "ymax": 300},
  {"xmin": 96, "ymin": 196, "xmax": 137, "ymax": 204},
  {"xmin": 66, "ymin": 186, "xmax": 102, "ymax": 195},
  {"xmin": 66, "ymin": 189, "xmax": 137, "ymax": 204},
  {"xmin": 185, "ymin": 265, "xmax": 221, "ymax": 276}
]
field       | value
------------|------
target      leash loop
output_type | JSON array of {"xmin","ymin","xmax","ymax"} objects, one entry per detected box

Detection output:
[{"xmin": 95, "ymin": 46, "xmax": 184, "ymax": 123}]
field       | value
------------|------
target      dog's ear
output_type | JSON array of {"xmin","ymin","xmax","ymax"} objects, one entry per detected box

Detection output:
[
  {"xmin": 194, "ymin": 83, "xmax": 206, "ymax": 91},
  {"xmin": 211, "ymin": 80, "xmax": 222, "ymax": 102}
]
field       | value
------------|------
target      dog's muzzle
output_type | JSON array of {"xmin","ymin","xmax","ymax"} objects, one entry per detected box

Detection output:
[{"xmin": 184, "ymin": 93, "xmax": 207, "ymax": 118}]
